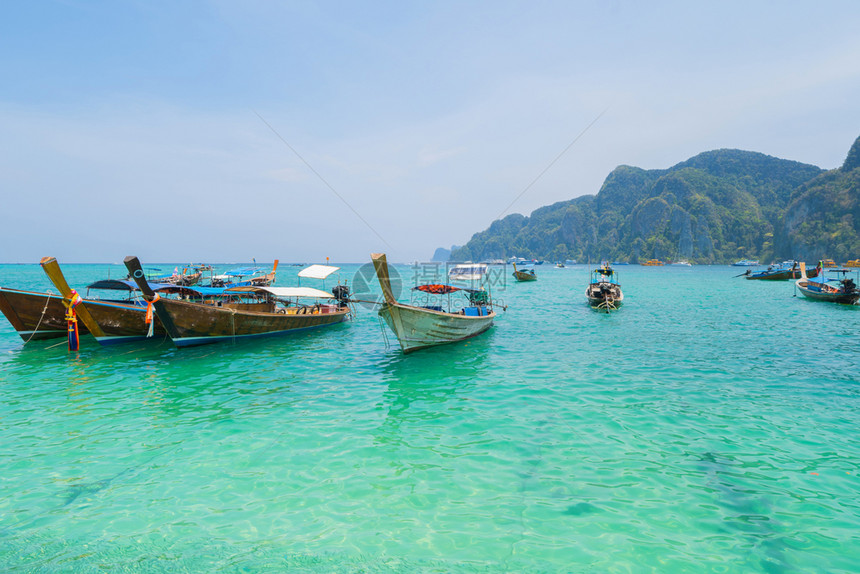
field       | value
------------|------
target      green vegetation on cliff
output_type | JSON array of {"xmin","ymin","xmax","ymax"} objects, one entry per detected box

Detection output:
[
  {"xmin": 451, "ymin": 148, "xmax": 827, "ymax": 263},
  {"xmin": 777, "ymin": 135, "xmax": 860, "ymax": 262}
]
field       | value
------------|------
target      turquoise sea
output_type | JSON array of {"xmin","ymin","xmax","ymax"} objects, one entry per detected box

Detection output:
[{"xmin": 1, "ymin": 262, "xmax": 859, "ymax": 573}]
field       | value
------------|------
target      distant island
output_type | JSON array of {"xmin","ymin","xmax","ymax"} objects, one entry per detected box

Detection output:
[{"xmin": 441, "ymin": 135, "xmax": 860, "ymax": 264}]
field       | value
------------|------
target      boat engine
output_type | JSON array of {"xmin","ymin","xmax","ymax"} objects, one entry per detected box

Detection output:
[{"xmin": 331, "ymin": 284, "xmax": 350, "ymax": 307}]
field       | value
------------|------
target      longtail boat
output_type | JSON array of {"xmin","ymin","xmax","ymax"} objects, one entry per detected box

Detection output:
[
  {"xmin": 512, "ymin": 263, "xmax": 537, "ymax": 282},
  {"xmin": 795, "ymin": 262, "xmax": 860, "ymax": 305},
  {"xmin": 585, "ymin": 262, "xmax": 623, "ymax": 312},
  {"xmin": 371, "ymin": 253, "xmax": 495, "ymax": 353},
  {"xmin": 40, "ymin": 257, "xmax": 176, "ymax": 345},
  {"xmin": 152, "ymin": 266, "xmax": 203, "ymax": 286},
  {"xmin": 209, "ymin": 260, "xmax": 279, "ymax": 287},
  {"xmin": 743, "ymin": 260, "xmax": 820, "ymax": 281},
  {"xmin": 124, "ymin": 256, "xmax": 349, "ymax": 347},
  {"xmin": 0, "ymin": 287, "xmax": 90, "ymax": 341}
]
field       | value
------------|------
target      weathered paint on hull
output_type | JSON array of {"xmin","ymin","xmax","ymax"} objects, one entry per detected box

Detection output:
[
  {"xmin": 0, "ymin": 287, "xmax": 90, "ymax": 341},
  {"xmin": 154, "ymin": 298, "xmax": 349, "ymax": 347},
  {"xmin": 378, "ymin": 302, "xmax": 494, "ymax": 353},
  {"xmin": 83, "ymin": 299, "xmax": 167, "ymax": 344}
]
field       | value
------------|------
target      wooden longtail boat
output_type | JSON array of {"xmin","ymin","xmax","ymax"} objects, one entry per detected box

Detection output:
[
  {"xmin": 371, "ymin": 253, "xmax": 495, "ymax": 353},
  {"xmin": 209, "ymin": 260, "xmax": 279, "ymax": 287},
  {"xmin": 795, "ymin": 262, "xmax": 860, "ymax": 305},
  {"xmin": 512, "ymin": 263, "xmax": 537, "ymax": 282},
  {"xmin": 585, "ymin": 263, "xmax": 623, "ymax": 312},
  {"xmin": 124, "ymin": 256, "xmax": 349, "ymax": 347},
  {"xmin": 154, "ymin": 268, "xmax": 203, "ymax": 286},
  {"xmin": 0, "ymin": 287, "xmax": 90, "ymax": 341},
  {"xmin": 40, "ymin": 257, "xmax": 171, "ymax": 345},
  {"xmin": 743, "ymin": 261, "xmax": 820, "ymax": 281}
]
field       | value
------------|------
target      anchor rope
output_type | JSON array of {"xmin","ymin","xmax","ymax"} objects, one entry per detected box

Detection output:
[{"xmin": 24, "ymin": 290, "xmax": 55, "ymax": 343}]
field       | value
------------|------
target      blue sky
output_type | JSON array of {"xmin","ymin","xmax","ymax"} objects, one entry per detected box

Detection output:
[{"xmin": 2, "ymin": 1, "xmax": 859, "ymax": 263}]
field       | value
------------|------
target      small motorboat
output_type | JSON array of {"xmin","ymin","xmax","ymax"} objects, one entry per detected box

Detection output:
[
  {"xmin": 372, "ymin": 254, "xmax": 496, "ymax": 353},
  {"xmin": 795, "ymin": 262, "xmax": 859, "ymax": 305},
  {"xmin": 512, "ymin": 263, "xmax": 537, "ymax": 282},
  {"xmin": 586, "ymin": 263, "xmax": 623, "ymax": 312}
]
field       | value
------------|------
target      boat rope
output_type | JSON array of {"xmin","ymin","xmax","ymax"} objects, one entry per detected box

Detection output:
[
  {"xmin": 24, "ymin": 290, "xmax": 55, "ymax": 343},
  {"xmin": 231, "ymin": 308, "xmax": 236, "ymax": 344},
  {"xmin": 377, "ymin": 315, "xmax": 390, "ymax": 350}
]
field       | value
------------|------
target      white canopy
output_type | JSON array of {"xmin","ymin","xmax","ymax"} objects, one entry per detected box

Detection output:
[
  {"xmin": 298, "ymin": 264, "xmax": 340, "ymax": 279},
  {"xmin": 226, "ymin": 286, "xmax": 334, "ymax": 299},
  {"xmin": 448, "ymin": 263, "xmax": 488, "ymax": 281}
]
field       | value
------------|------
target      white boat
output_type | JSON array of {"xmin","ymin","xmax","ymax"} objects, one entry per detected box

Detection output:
[
  {"xmin": 669, "ymin": 261, "xmax": 693, "ymax": 267},
  {"xmin": 795, "ymin": 262, "xmax": 860, "ymax": 305},
  {"xmin": 371, "ymin": 253, "xmax": 496, "ymax": 353}
]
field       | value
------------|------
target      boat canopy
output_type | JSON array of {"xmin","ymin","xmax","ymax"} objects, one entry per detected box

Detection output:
[
  {"xmin": 222, "ymin": 266, "xmax": 264, "ymax": 277},
  {"xmin": 298, "ymin": 264, "xmax": 340, "ymax": 279},
  {"xmin": 226, "ymin": 286, "xmax": 334, "ymax": 299},
  {"xmin": 87, "ymin": 279, "xmax": 180, "ymax": 292},
  {"xmin": 448, "ymin": 264, "xmax": 488, "ymax": 281}
]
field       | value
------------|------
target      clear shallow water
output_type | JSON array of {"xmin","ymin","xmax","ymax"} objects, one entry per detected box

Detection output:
[{"xmin": 1, "ymin": 263, "xmax": 858, "ymax": 572}]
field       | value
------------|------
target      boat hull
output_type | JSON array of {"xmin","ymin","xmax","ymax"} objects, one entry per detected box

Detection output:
[
  {"xmin": 513, "ymin": 271, "xmax": 537, "ymax": 282},
  {"xmin": 82, "ymin": 299, "xmax": 168, "ymax": 344},
  {"xmin": 0, "ymin": 287, "xmax": 90, "ymax": 341},
  {"xmin": 379, "ymin": 302, "xmax": 494, "ymax": 353},
  {"xmin": 152, "ymin": 298, "xmax": 349, "ymax": 347}
]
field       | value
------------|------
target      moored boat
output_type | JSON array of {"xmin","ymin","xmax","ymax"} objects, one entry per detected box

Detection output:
[
  {"xmin": 585, "ymin": 263, "xmax": 624, "ymax": 312},
  {"xmin": 641, "ymin": 259, "xmax": 664, "ymax": 266},
  {"xmin": 372, "ymin": 253, "xmax": 495, "ymax": 353},
  {"xmin": 40, "ymin": 257, "xmax": 243, "ymax": 345},
  {"xmin": 732, "ymin": 259, "xmax": 759, "ymax": 266},
  {"xmin": 0, "ymin": 286, "xmax": 90, "ymax": 341},
  {"xmin": 209, "ymin": 260, "xmax": 278, "ymax": 287},
  {"xmin": 743, "ymin": 260, "xmax": 819, "ymax": 281},
  {"xmin": 124, "ymin": 256, "xmax": 349, "ymax": 347},
  {"xmin": 512, "ymin": 263, "xmax": 537, "ymax": 282},
  {"xmin": 845, "ymin": 259, "xmax": 860, "ymax": 268},
  {"xmin": 795, "ymin": 262, "xmax": 860, "ymax": 305},
  {"xmin": 820, "ymin": 258, "xmax": 837, "ymax": 268}
]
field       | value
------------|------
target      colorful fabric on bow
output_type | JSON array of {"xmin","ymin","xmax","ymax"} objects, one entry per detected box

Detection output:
[
  {"xmin": 65, "ymin": 289, "xmax": 83, "ymax": 351},
  {"xmin": 145, "ymin": 293, "xmax": 161, "ymax": 337}
]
